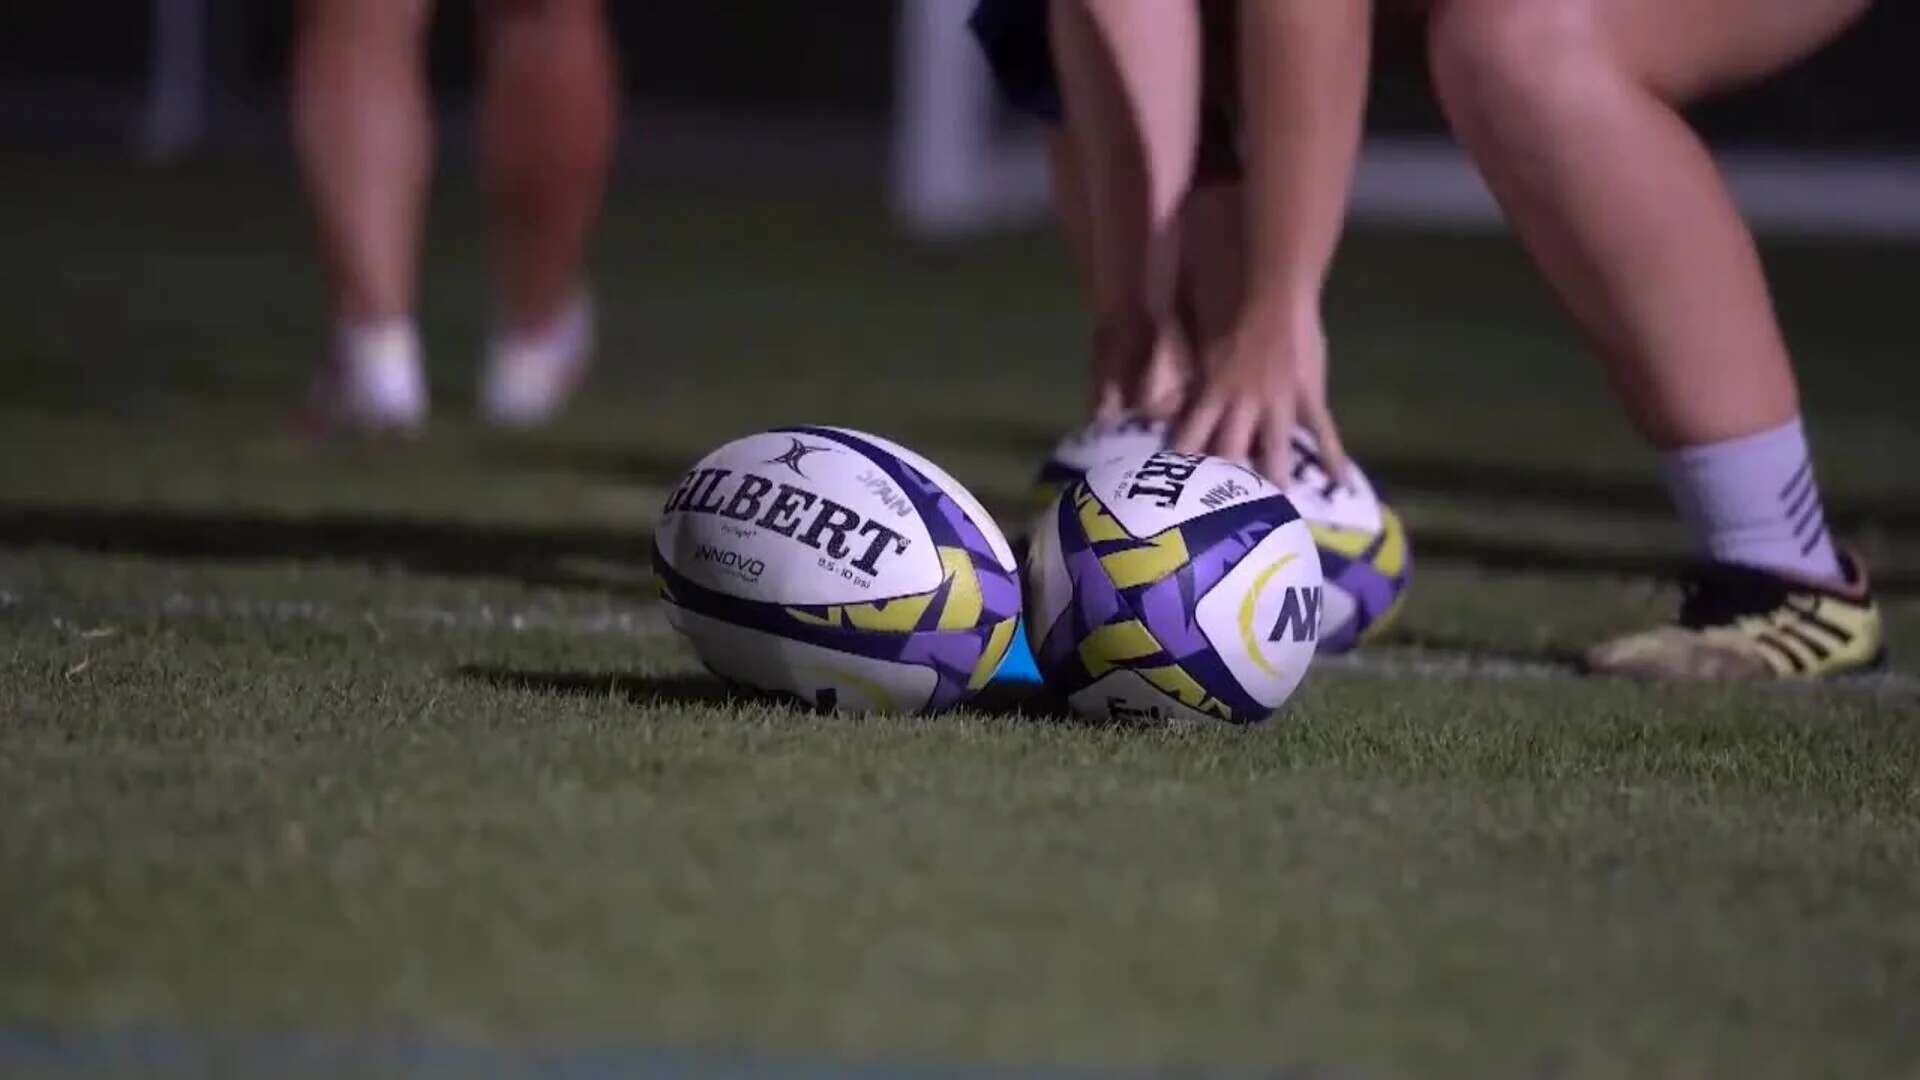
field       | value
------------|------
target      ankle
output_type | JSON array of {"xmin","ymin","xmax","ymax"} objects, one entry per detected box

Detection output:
[{"xmin": 1662, "ymin": 417, "xmax": 1843, "ymax": 585}]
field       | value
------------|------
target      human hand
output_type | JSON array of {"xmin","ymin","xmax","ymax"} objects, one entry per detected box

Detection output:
[{"xmin": 1169, "ymin": 306, "xmax": 1348, "ymax": 487}]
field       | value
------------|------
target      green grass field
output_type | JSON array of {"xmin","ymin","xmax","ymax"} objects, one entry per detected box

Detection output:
[{"xmin": 1, "ymin": 155, "xmax": 1917, "ymax": 1077}]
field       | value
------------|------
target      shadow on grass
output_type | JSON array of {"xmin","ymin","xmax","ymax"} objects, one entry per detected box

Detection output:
[
  {"xmin": 481, "ymin": 441, "xmax": 694, "ymax": 490},
  {"xmin": 1367, "ymin": 452, "xmax": 1920, "ymax": 539},
  {"xmin": 487, "ymin": 416, "xmax": 1067, "ymax": 488},
  {"xmin": 457, "ymin": 663, "xmax": 1074, "ymax": 721},
  {"xmin": 460, "ymin": 663, "xmax": 1375, "ymax": 731},
  {"xmin": 896, "ymin": 414, "xmax": 1063, "ymax": 462},
  {"xmin": 1408, "ymin": 526, "xmax": 1918, "ymax": 596},
  {"xmin": 457, "ymin": 665, "xmax": 743, "ymax": 709},
  {"xmin": 1, "ymin": 486, "xmax": 1910, "ymax": 609},
  {"xmin": 0, "ymin": 500, "xmax": 651, "ymax": 594},
  {"xmin": 1381, "ymin": 631, "xmax": 1588, "ymax": 671}
]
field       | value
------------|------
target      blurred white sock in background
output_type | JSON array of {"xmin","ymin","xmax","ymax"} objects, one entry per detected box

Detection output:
[
  {"xmin": 310, "ymin": 317, "xmax": 428, "ymax": 433},
  {"xmin": 480, "ymin": 292, "xmax": 595, "ymax": 429}
]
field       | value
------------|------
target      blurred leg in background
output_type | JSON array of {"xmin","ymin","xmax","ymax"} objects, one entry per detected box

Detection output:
[
  {"xmin": 477, "ymin": 0, "xmax": 618, "ymax": 428},
  {"xmin": 293, "ymin": 0, "xmax": 435, "ymax": 431},
  {"xmin": 293, "ymin": 0, "xmax": 617, "ymax": 432},
  {"xmin": 1427, "ymin": 0, "xmax": 1883, "ymax": 677}
]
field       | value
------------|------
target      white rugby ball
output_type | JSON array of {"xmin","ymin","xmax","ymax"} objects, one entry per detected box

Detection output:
[
  {"xmin": 1026, "ymin": 449, "xmax": 1325, "ymax": 725},
  {"xmin": 1030, "ymin": 417, "xmax": 1409, "ymax": 652},
  {"xmin": 653, "ymin": 427, "xmax": 1022, "ymax": 713}
]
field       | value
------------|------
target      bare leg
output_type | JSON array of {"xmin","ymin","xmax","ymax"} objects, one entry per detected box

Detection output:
[
  {"xmin": 1427, "ymin": 0, "xmax": 1870, "ymax": 448},
  {"xmin": 292, "ymin": 0, "xmax": 435, "ymax": 325},
  {"xmin": 1430, "ymin": 0, "xmax": 1884, "ymax": 676},
  {"xmin": 479, "ymin": 0, "xmax": 618, "ymax": 335},
  {"xmin": 1176, "ymin": 179, "xmax": 1245, "ymax": 362},
  {"xmin": 1044, "ymin": 131, "xmax": 1099, "ymax": 304},
  {"xmin": 1049, "ymin": 129, "xmax": 1232, "ymax": 409},
  {"xmin": 1049, "ymin": 0, "xmax": 1201, "ymax": 418}
]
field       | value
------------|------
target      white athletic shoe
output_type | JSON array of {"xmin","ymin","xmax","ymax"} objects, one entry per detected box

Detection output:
[
  {"xmin": 480, "ymin": 293, "xmax": 594, "ymax": 429},
  {"xmin": 307, "ymin": 319, "xmax": 428, "ymax": 434}
]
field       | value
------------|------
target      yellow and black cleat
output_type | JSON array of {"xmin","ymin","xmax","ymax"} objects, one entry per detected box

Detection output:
[{"xmin": 1584, "ymin": 552, "xmax": 1885, "ymax": 680}]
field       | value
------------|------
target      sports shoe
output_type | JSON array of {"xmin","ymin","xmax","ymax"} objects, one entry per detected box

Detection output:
[
  {"xmin": 307, "ymin": 319, "xmax": 428, "ymax": 434},
  {"xmin": 1583, "ymin": 551, "xmax": 1884, "ymax": 680},
  {"xmin": 480, "ymin": 292, "xmax": 594, "ymax": 428}
]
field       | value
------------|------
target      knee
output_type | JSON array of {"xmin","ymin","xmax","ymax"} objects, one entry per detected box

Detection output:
[{"xmin": 1427, "ymin": 0, "xmax": 1605, "ymax": 142}]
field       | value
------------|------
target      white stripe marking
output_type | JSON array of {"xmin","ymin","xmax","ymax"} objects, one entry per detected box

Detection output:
[
  {"xmin": 4, "ymin": 585, "xmax": 1913, "ymax": 696},
  {"xmin": 1319, "ymin": 649, "xmax": 1919, "ymax": 697},
  {"xmin": 3, "ymin": 586, "xmax": 678, "ymax": 641}
]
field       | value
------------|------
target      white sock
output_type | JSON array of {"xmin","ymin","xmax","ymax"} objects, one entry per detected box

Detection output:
[
  {"xmin": 335, "ymin": 318, "xmax": 420, "ymax": 370},
  {"xmin": 482, "ymin": 292, "xmax": 593, "ymax": 427},
  {"xmin": 324, "ymin": 317, "xmax": 426, "ymax": 426},
  {"xmin": 494, "ymin": 293, "xmax": 592, "ymax": 360},
  {"xmin": 1662, "ymin": 417, "xmax": 1842, "ymax": 583}
]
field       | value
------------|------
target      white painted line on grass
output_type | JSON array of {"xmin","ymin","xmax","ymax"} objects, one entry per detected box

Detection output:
[
  {"xmin": 6, "ymin": 584, "xmax": 1915, "ymax": 697},
  {"xmin": 5, "ymin": 586, "xmax": 681, "ymax": 642},
  {"xmin": 1320, "ymin": 651, "xmax": 1565, "ymax": 682},
  {"xmin": 1322, "ymin": 650, "xmax": 1920, "ymax": 698},
  {"xmin": 151, "ymin": 590, "xmax": 683, "ymax": 639}
]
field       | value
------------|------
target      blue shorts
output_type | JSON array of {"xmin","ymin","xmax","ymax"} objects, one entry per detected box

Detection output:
[
  {"xmin": 967, "ymin": 0, "xmax": 1243, "ymax": 180},
  {"xmin": 968, "ymin": 0, "xmax": 1063, "ymax": 123}
]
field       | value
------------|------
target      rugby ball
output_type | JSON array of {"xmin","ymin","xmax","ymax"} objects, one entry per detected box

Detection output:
[
  {"xmin": 1031, "ymin": 417, "xmax": 1409, "ymax": 651},
  {"xmin": 654, "ymin": 427, "xmax": 1022, "ymax": 713},
  {"xmin": 1025, "ymin": 449, "xmax": 1324, "ymax": 725}
]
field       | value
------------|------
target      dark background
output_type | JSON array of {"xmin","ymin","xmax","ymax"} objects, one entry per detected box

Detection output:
[{"xmin": 5, "ymin": 1, "xmax": 1917, "ymax": 156}]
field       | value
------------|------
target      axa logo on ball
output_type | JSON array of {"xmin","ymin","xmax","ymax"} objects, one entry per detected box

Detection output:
[
  {"xmin": 1272, "ymin": 583, "xmax": 1321, "ymax": 643},
  {"xmin": 662, "ymin": 466, "xmax": 913, "ymax": 578}
]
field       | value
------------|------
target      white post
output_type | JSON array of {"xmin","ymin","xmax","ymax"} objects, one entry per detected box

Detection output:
[{"xmin": 891, "ymin": 0, "xmax": 1050, "ymax": 238}]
